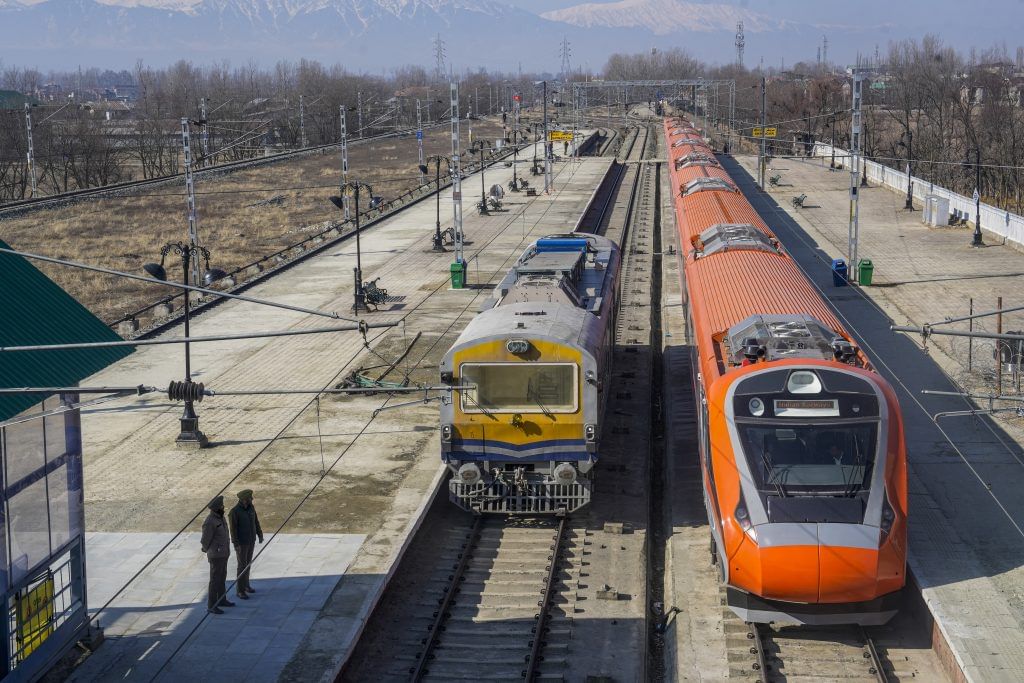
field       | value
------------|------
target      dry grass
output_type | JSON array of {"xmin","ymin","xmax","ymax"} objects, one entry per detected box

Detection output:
[{"xmin": 0, "ymin": 120, "xmax": 507, "ymax": 324}]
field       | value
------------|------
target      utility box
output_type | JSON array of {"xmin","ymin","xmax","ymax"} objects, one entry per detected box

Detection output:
[
  {"xmin": 831, "ymin": 258, "xmax": 848, "ymax": 287},
  {"xmin": 450, "ymin": 260, "xmax": 467, "ymax": 289},
  {"xmin": 858, "ymin": 258, "xmax": 874, "ymax": 286},
  {"xmin": 924, "ymin": 195, "xmax": 950, "ymax": 227}
]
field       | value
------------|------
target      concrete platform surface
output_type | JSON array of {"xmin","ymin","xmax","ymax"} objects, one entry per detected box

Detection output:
[
  {"xmin": 72, "ymin": 532, "xmax": 361, "ymax": 683},
  {"xmin": 734, "ymin": 153, "xmax": 1024, "ymax": 682},
  {"xmin": 69, "ymin": 145, "xmax": 613, "ymax": 682}
]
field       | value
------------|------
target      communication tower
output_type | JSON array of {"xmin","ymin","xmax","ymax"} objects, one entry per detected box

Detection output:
[{"xmin": 735, "ymin": 21, "xmax": 745, "ymax": 66}]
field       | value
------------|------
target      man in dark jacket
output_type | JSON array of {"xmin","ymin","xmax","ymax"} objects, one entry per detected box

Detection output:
[
  {"xmin": 228, "ymin": 489, "xmax": 264, "ymax": 599},
  {"xmin": 200, "ymin": 495, "xmax": 235, "ymax": 614}
]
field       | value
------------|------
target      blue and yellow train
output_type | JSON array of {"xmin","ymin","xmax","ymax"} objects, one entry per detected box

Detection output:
[{"xmin": 439, "ymin": 233, "xmax": 621, "ymax": 513}]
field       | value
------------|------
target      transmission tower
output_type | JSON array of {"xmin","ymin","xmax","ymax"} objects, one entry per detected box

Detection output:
[
  {"xmin": 560, "ymin": 37, "xmax": 572, "ymax": 80},
  {"xmin": 735, "ymin": 21, "xmax": 745, "ymax": 66},
  {"xmin": 433, "ymin": 34, "xmax": 447, "ymax": 82},
  {"xmin": 822, "ymin": 35, "xmax": 829, "ymax": 67}
]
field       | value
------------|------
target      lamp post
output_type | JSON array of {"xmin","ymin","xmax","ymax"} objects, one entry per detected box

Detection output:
[
  {"xmin": 331, "ymin": 180, "xmax": 373, "ymax": 310},
  {"xmin": 968, "ymin": 147, "xmax": 984, "ymax": 247},
  {"xmin": 900, "ymin": 130, "xmax": 914, "ymax": 210},
  {"xmin": 469, "ymin": 140, "xmax": 493, "ymax": 214},
  {"xmin": 143, "ymin": 242, "xmax": 226, "ymax": 448},
  {"xmin": 508, "ymin": 130, "xmax": 526, "ymax": 191},
  {"xmin": 419, "ymin": 154, "xmax": 451, "ymax": 251},
  {"xmin": 828, "ymin": 114, "xmax": 836, "ymax": 169}
]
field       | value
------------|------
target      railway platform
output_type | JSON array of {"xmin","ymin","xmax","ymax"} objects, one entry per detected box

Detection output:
[
  {"xmin": 729, "ymin": 152, "xmax": 1024, "ymax": 682},
  {"xmin": 63, "ymin": 145, "xmax": 613, "ymax": 682}
]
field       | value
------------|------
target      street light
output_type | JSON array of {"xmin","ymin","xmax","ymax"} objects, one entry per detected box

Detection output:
[
  {"xmin": 508, "ymin": 130, "xmax": 527, "ymax": 192},
  {"xmin": 419, "ymin": 154, "xmax": 451, "ymax": 251},
  {"xmin": 966, "ymin": 148, "xmax": 984, "ymax": 247},
  {"xmin": 142, "ymin": 242, "xmax": 224, "ymax": 448},
  {"xmin": 331, "ymin": 180, "xmax": 374, "ymax": 310},
  {"xmin": 827, "ymin": 114, "xmax": 837, "ymax": 169},
  {"xmin": 469, "ymin": 140, "xmax": 493, "ymax": 214},
  {"xmin": 898, "ymin": 130, "xmax": 914, "ymax": 210}
]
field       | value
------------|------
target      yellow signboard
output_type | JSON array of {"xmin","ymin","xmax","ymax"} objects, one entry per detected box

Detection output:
[
  {"xmin": 548, "ymin": 130, "xmax": 573, "ymax": 142},
  {"xmin": 752, "ymin": 127, "xmax": 762, "ymax": 137},
  {"xmin": 17, "ymin": 575, "xmax": 54, "ymax": 662},
  {"xmin": 752, "ymin": 127, "xmax": 777, "ymax": 138}
]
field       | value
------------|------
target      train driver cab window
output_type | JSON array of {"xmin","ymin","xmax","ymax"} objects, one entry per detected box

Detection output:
[
  {"xmin": 738, "ymin": 424, "xmax": 877, "ymax": 496},
  {"xmin": 460, "ymin": 363, "xmax": 577, "ymax": 413}
]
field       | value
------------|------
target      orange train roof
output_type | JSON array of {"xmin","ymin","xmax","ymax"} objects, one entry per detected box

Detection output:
[{"xmin": 663, "ymin": 117, "xmax": 853, "ymax": 381}]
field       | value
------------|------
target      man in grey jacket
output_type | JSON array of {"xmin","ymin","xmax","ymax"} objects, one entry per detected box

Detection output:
[
  {"xmin": 200, "ymin": 495, "xmax": 235, "ymax": 614},
  {"xmin": 228, "ymin": 489, "xmax": 264, "ymax": 599}
]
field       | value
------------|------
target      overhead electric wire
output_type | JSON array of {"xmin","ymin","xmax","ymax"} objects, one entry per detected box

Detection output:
[{"xmin": 146, "ymin": 141, "xmax": 583, "ymax": 680}]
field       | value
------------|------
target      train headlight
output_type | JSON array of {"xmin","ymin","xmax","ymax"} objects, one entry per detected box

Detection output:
[
  {"xmin": 787, "ymin": 370, "xmax": 822, "ymax": 394},
  {"xmin": 441, "ymin": 424, "xmax": 454, "ymax": 442},
  {"xmin": 552, "ymin": 462, "xmax": 577, "ymax": 485},
  {"xmin": 734, "ymin": 494, "xmax": 755, "ymax": 540},
  {"xmin": 748, "ymin": 397, "xmax": 765, "ymax": 417},
  {"xmin": 880, "ymin": 494, "xmax": 896, "ymax": 540},
  {"xmin": 506, "ymin": 339, "xmax": 531, "ymax": 354},
  {"xmin": 457, "ymin": 463, "xmax": 482, "ymax": 485},
  {"xmin": 584, "ymin": 424, "xmax": 597, "ymax": 442}
]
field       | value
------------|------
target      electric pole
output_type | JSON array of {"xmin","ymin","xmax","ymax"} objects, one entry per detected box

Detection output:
[
  {"xmin": 434, "ymin": 34, "xmax": 447, "ymax": 82},
  {"xmin": 340, "ymin": 105, "xmax": 351, "ymax": 220},
  {"xmin": 417, "ymin": 99, "xmax": 426, "ymax": 184},
  {"xmin": 24, "ymin": 103, "xmax": 37, "ymax": 198},
  {"xmin": 449, "ymin": 82, "xmax": 466, "ymax": 287},
  {"xmin": 560, "ymin": 37, "xmax": 572, "ymax": 81},
  {"xmin": 543, "ymin": 80, "xmax": 552, "ymax": 194},
  {"xmin": 200, "ymin": 97, "xmax": 210, "ymax": 167},
  {"xmin": 823, "ymin": 36, "xmax": 829, "ymax": 69},
  {"xmin": 180, "ymin": 118, "xmax": 202, "ymax": 290},
  {"xmin": 299, "ymin": 94, "xmax": 308, "ymax": 148},
  {"xmin": 357, "ymin": 91, "xmax": 363, "ymax": 138},
  {"xmin": 759, "ymin": 76, "xmax": 767, "ymax": 190},
  {"xmin": 848, "ymin": 67, "xmax": 864, "ymax": 270}
]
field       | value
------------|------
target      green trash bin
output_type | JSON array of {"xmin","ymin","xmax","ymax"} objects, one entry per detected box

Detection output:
[
  {"xmin": 450, "ymin": 260, "xmax": 467, "ymax": 289},
  {"xmin": 858, "ymin": 258, "xmax": 874, "ymax": 286}
]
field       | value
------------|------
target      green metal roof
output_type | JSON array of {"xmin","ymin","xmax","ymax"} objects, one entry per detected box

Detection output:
[
  {"xmin": 0, "ymin": 90, "xmax": 33, "ymax": 109},
  {"xmin": 0, "ymin": 239, "xmax": 133, "ymax": 421}
]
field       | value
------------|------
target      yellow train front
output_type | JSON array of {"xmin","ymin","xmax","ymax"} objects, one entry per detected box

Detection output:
[{"xmin": 439, "ymin": 234, "xmax": 620, "ymax": 514}]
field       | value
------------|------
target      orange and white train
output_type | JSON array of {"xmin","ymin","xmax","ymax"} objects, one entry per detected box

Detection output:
[{"xmin": 665, "ymin": 118, "xmax": 907, "ymax": 625}]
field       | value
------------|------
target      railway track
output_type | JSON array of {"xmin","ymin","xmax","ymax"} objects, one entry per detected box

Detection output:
[
  {"xmin": 739, "ymin": 618, "xmax": 892, "ymax": 682},
  {"xmin": 0, "ymin": 123, "xmax": 448, "ymax": 217},
  {"xmin": 407, "ymin": 516, "xmax": 579, "ymax": 681}
]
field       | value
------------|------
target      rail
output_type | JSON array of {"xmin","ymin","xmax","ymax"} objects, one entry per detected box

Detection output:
[
  {"xmin": 524, "ymin": 516, "xmax": 568, "ymax": 683},
  {"xmin": 409, "ymin": 516, "xmax": 483, "ymax": 682},
  {"xmin": 743, "ymin": 621, "xmax": 892, "ymax": 682},
  {"xmin": 0, "ymin": 123, "xmax": 450, "ymax": 215},
  {"xmin": 106, "ymin": 143, "xmax": 526, "ymax": 338}
]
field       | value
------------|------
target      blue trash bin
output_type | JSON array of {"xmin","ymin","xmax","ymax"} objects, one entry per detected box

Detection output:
[{"xmin": 831, "ymin": 258, "xmax": 848, "ymax": 287}]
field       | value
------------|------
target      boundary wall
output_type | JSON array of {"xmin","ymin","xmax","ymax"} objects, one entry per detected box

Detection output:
[{"xmin": 811, "ymin": 143, "xmax": 1024, "ymax": 250}]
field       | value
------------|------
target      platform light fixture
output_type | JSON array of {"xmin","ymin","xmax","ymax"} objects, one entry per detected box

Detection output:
[{"xmin": 142, "ymin": 241, "xmax": 225, "ymax": 448}]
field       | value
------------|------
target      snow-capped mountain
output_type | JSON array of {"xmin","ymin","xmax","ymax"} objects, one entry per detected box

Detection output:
[
  {"xmin": 542, "ymin": 0, "xmax": 794, "ymax": 36},
  {"xmin": 0, "ymin": 0, "xmax": 552, "ymax": 69}
]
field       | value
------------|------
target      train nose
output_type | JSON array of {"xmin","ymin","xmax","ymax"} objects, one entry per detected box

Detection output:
[{"xmin": 749, "ymin": 525, "xmax": 881, "ymax": 604}]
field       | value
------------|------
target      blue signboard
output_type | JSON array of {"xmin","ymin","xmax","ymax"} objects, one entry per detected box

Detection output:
[{"xmin": 416, "ymin": 130, "xmax": 423, "ymax": 140}]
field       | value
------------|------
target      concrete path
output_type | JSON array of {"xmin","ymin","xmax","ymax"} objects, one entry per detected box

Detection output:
[
  {"xmin": 731, "ymin": 153, "xmax": 1024, "ymax": 683},
  {"xmin": 72, "ymin": 532, "xmax": 360, "ymax": 683}
]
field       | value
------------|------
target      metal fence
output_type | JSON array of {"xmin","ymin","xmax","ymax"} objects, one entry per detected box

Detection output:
[{"xmin": 811, "ymin": 143, "xmax": 1024, "ymax": 250}]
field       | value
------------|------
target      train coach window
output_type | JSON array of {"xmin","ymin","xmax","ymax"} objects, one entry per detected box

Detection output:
[
  {"xmin": 460, "ymin": 363, "xmax": 577, "ymax": 413},
  {"xmin": 738, "ymin": 423, "xmax": 878, "ymax": 495}
]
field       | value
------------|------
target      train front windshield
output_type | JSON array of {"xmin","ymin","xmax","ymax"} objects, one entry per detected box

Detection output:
[
  {"xmin": 738, "ymin": 423, "xmax": 878, "ymax": 495},
  {"xmin": 460, "ymin": 363, "xmax": 577, "ymax": 413}
]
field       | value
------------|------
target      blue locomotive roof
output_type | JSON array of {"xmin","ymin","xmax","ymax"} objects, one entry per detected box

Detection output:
[{"xmin": 485, "ymin": 233, "xmax": 620, "ymax": 315}]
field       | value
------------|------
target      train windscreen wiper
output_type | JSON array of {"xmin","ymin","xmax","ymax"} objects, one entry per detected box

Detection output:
[{"xmin": 528, "ymin": 381, "xmax": 554, "ymax": 418}]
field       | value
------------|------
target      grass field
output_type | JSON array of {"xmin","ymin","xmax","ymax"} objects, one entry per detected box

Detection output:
[{"xmin": 0, "ymin": 119, "xmax": 508, "ymax": 325}]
